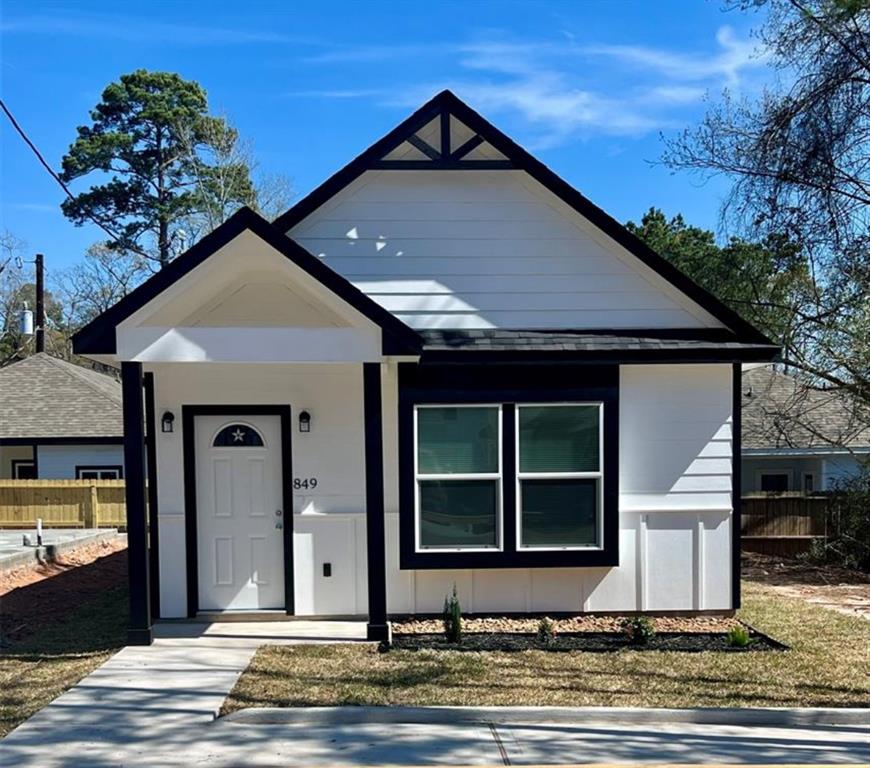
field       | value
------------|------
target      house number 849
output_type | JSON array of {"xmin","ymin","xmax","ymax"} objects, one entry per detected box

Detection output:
[{"xmin": 293, "ymin": 478, "xmax": 318, "ymax": 490}]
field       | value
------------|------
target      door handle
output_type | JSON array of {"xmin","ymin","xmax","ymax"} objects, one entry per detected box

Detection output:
[
  {"xmin": 275, "ymin": 521, "xmax": 284, "ymax": 530},
  {"xmin": 275, "ymin": 509, "xmax": 283, "ymax": 517}
]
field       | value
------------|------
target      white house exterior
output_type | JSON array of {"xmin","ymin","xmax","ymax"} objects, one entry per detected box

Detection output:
[
  {"xmin": 72, "ymin": 92, "xmax": 778, "ymax": 644},
  {"xmin": 0, "ymin": 353, "xmax": 124, "ymax": 480}
]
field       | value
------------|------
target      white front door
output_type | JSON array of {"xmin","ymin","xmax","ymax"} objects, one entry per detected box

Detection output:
[{"xmin": 195, "ymin": 414, "xmax": 285, "ymax": 611}]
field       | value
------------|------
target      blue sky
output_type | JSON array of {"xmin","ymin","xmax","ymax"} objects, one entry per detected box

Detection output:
[{"xmin": 0, "ymin": 0, "xmax": 773, "ymax": 273}]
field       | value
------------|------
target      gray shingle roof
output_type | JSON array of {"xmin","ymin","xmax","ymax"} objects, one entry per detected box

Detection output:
[
  {"xmin": 0, "ymin": 353, "xmax": 122, "ymax": 439},
  {"xmin": 742, "ymin": 366, "xmax": 870, "ymax": 451},
  {"xmin": 419, "ymin": 329, "xmax": 777, "ymax": 354}
]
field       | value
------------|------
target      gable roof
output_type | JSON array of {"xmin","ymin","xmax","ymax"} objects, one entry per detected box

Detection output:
[
  {"xmin": 273, "ymin": 90, "xmax": 774, "ymax": 347},
  {"xmin": 0, "ymin": 353, "xmax": 122, "ymax": 440},
  {"xmin": 742, "ymin": 366, "xmax": 870, "ymax": 452},
  {"xmin": 72, "ymin": 207, "xmax": 422, "ymax": 357}
]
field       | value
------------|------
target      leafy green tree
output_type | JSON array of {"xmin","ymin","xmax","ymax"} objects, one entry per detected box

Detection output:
[
  {"xmin": 626, "ymin": 208, "xmax": 808, "ymax": 346},
  {"xmin": 60, "ymin": 70, "xmax": 256, "ymax": 268}
]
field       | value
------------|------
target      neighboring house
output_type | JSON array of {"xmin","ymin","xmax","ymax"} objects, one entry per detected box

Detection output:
[
  {"xmin": 742, "ymin": 365, "xmax": 869, "ymax": 494},
  {"xmin": 0, "ymin": 353, "xmax": 124, "ymax": 480},
  {"xmin": 72, "ymin": 91, "xmax": 778, "ymax": 645}
]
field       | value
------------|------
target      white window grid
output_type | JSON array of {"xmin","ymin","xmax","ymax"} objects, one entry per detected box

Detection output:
[
  {"xmin": 413, "ymin": 403, "xmax": 504, "ymax": 552},
  {"xmin": 515, "ymin": 402, "xmax": 604, "ymax": 551}
]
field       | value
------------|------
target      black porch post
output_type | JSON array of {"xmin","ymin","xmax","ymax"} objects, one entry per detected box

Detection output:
[
  {"xmin": 122, "ymin": 361, "xmax": 153, "ymax": 645},
  {"xmin": 363, "ymin": 362, "xmax": 388, "ymax": 641}
]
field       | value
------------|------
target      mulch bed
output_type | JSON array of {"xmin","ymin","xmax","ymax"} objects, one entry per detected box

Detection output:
[
  {"xmin": 390, "ymin": 629, "xmax": 785, "ymax": 653},
  {"xmin": 392, "ymin": 614, "xmax": 741, "ymax": 635}
]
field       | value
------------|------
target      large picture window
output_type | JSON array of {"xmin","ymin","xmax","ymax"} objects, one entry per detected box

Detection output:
[
  {"xmin": 516, "ymin": 404, "xmax": 602, "ymax": 549},
  {"xmin": 415, "ymin": 405, "xmax": 501, "ymax": 550}
]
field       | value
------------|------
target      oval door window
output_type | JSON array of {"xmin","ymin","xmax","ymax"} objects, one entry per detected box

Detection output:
[{"xmin": 212, "ymin": 423, "xmax": 265, "ymax": 447}]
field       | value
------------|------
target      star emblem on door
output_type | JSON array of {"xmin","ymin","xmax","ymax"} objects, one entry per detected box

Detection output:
[{"xmin": 231, "ymin": 428, "xmax": 246, "ymax": 442}]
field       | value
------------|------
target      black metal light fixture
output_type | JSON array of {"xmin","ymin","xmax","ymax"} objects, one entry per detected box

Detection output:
[
  {"xmin": 161, "ymin": 411, "xmax": 175, "ymax": 433},
  {"xmin": 299, "ymin": 410, "xmax": 311, "ymax": 433}
]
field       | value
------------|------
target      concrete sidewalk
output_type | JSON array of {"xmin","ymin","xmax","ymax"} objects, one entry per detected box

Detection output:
[{"xmin": 1, "ymin": 622, "xmax": 868, "ymax": 767}]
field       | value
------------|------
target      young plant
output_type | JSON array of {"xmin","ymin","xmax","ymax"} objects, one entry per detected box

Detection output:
[
  {"xmin": 442, "ymin": 584, "xmax": 462, "ymax": 644},
  {"xmin": 536, "ymin": 616, "xmax": 557, "ymax": 646},
  {"xmin": 727, "ymin": 625, "xmax": 753, "ymax": 648},
  {"xmin": 620, "ymin": 616, "xmax": 656, "ymax": 646}
]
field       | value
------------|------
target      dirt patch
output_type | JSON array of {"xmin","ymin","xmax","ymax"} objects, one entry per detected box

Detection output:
[
  {"xmin": 393, "ymin": 614, "xmax": 741, "ymax": 635},
  {"xmin": 0, "ymin": 540, "xmax": 127, "ymax": 645},
  {"xmin": 742, "ymin": 551, "xmax": 870, "ymax": 620},
  {"xmin": 0, "ymin": 536, "xmax": 126, "ymax": 597}
]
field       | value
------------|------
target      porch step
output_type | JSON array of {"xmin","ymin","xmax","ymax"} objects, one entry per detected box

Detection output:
[{"xmin": 194, "ymin": 611, "xmax": 359, "ymax": 622}]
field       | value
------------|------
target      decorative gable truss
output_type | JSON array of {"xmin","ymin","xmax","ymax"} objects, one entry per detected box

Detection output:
[{"xmin": 376, "ymin": 108, "xmax": 512, "ymax": 170}]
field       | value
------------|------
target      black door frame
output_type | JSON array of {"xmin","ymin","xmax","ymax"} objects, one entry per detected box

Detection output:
[{"xmin": 182, "ymin": 404, "xmax": 294, "ymax": 617}]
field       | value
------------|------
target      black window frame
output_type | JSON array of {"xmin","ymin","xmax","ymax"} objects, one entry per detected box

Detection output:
[
  {"xmin": 11, "ymin": 459, "xmax": 37, "ymax": 479},
  {"xmin": 398, "ymin": 362, "xmax": 619, "ymax": 570}
]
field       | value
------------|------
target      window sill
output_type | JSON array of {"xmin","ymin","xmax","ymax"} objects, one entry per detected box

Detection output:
[{"xmin": 400, "ymin": 547, "xmax": 619, "ymax": 570}]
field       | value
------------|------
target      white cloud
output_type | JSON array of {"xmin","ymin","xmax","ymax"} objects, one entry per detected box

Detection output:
[{"xmin": 296, "ymin": 26, "xmax": 767, "ymax": 146}]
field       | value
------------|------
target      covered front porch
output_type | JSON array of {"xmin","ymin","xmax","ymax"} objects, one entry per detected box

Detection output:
[{"xmin": 71, "ymin": 209, "xmax": 422, "ymax": 645}]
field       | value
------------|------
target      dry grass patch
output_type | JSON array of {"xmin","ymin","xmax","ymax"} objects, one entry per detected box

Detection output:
[{"xmin": 222, "ymin": 583, "xmax": 870, "ymax": 714}]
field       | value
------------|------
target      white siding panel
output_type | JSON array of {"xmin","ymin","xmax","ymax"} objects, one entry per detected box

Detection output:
[
  {"xmin": 290, "ymin": 171, "xmax": 724, "ymax": 330},
  {"xmin": 153, "ymin": 362, "xmax": 367, "ymax": 618}
]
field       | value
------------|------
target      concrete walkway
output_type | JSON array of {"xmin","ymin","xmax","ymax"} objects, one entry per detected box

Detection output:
[
  {"xmin": 0, "ymin": 528, "xmax": 117, "ymax": 570},
  {"xmin": 1, "ymin": 622, "xmax": 868, "ymax": 766}
]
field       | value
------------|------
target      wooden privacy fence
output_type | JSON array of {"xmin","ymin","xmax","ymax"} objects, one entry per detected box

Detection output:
[
  {"xmin": 741, "ymin": 492, "xmax": 832, "ymax": 556},
  {"xmin": 0, "ymin": 479, "xmax": 127, "ymax": 529}
]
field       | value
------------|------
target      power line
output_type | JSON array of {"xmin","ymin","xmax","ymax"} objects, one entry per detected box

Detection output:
[{"xmin": 0, "ymin": 97, "xmax": 128, "ymax": 249}]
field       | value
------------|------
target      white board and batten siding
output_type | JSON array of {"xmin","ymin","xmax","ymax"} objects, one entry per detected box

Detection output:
[
  {"xmin": 152, "ymin": 360, "xmax": 734, "ymax": 618},
  {"xmin": 384, "ymin": 364, "xmax": 734, "ymax": 615},
  {"xmin": 152, "ymin": 362, "xmax": 369, "ymax": 618},
  {"xmin": 288, "ymin": 170, "xmax": 725, "ymax": 332}
]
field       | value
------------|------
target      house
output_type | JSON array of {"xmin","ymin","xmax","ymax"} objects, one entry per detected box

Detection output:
[
  {"xmin": 72, "ymin": 91, "xmax": 778, "ymax": 645},
  {"xmin": 0, "ymin": 353, "xmax": 123, "ymax": 480},
  {"xmin": 742, "ymin": 365, "xmax": 869, "ymax": 493}
]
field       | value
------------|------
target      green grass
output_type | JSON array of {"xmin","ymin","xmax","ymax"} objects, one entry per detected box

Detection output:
[
  {"xmin": 0, "ymin": 585, "xmax": 127, "ymax": 737},
  {"xmin": 222, "ymin": 583, "xmax": 870, "ymax": 714}
]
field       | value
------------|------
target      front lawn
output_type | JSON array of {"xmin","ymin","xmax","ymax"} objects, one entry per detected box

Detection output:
[
  {"xmin": 222, "ymin": 582, "xmax": 870, "ymax": 714},
  {"xmin": 0, "ymin": 547, "xmax": 127, "ymax": 737}
]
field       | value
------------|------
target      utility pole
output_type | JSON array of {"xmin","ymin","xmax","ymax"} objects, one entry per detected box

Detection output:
[{"xmin": 35, "ymin": 253, "xmax": 44, "ymax": 353}]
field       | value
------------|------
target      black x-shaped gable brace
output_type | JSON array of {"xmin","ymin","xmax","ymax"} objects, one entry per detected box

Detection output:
[{"xmin": 370, "ymin": 104, "xmax": 514, "ymax": 171}]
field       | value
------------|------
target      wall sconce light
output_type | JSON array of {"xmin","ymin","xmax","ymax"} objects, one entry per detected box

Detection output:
[
  {"xmin": 161, "ymin": 411, "xmax": 175, "ymax": 433},
  {"xmin": 298, "ymin": 410, "xmax": 311, "ymax": 433}
]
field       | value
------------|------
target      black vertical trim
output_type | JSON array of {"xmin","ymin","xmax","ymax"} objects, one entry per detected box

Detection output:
[
  {"xmin": 363, "ymin": 363, "xmax": 388, "ymax": 641},
  {"xmin": 182, "ymin": 407, "xmax": 198, "ymax": 618},
  {"xmin": 440, "ymin": 109, "xmax": 450, "ymax": 158},
  {"xmin": 121, "ymin": 362, "xmax": 152, "ymax": 645},
  {"xmin": 501, "ymin": 404, "xmax": 517, "ymax": 554},
  {"xmin": 33, "ymin": 444, "xmax": 39, "ymax": 479},
  {"xmin": 182, "ymin": 405, "xmax": 293, "ymax": 618},
  {"xmin": 143, "ymin": 373, "xmax": 160, "ymax": 620},
  {"xmin": 732, "ymin": 363, "xmax": 742, "ymax": 611},
  {"xmin": 280, "ymin": 408, "xmax": 294, "ymax": 615}
]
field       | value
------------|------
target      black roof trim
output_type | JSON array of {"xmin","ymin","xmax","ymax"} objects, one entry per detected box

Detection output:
[
  {"xmin": 72, "ymin": 207, "xmax": 422, "ymax": 356},
  {"xmin": 416, "ymin": 328, "xmax": 779, "ymax": 364},
  {"xmin": 273, "ymin": 90, "xmax": 774, "ymax": 346}
]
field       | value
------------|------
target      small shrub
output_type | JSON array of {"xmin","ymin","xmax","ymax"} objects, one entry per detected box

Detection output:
[
  {"xmin": 620, "ymin": 616, "xmax": 656, "ymax": 645},
  {"xmin": 727, "ymin": 625, "xmax": 753, "ymax": 648},
  {"xmin": 536, "ymin": 616, "xmax": 557, "ymax": 645},
  {"xmin": 442, "ymin": 584, "xmax": 462, "ymax": 644}
]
